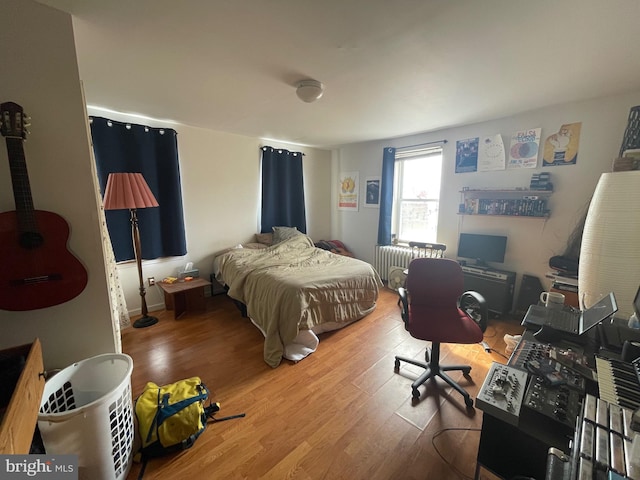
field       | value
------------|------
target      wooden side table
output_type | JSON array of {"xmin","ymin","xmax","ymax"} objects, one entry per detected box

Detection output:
[{"xmin": 158, "ymin": 278, "xmax": 211, "ymax": 319}]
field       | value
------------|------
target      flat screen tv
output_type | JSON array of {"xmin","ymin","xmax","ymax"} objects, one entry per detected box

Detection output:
[{"xmin": 457, "ymin": 233, "xmax": 507, "ymax": 267}]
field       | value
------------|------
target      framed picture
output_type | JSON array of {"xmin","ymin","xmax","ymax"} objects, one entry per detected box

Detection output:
[
  {"xmin": 338, "ymin": 172, "xmax": 359, "ymax": 211},
  {"xmin": 364, "ymin": 176, "xmax": 380, "ymax": 208}
]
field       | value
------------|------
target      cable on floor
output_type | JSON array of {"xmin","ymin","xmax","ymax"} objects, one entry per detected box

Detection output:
[
  {"xmin": 482, "ymin": 342, "xmax": 509, "ymax": 359},
  {"xmin": 431, "ymin": 427, "xmax": 481, "ymax": 480}
]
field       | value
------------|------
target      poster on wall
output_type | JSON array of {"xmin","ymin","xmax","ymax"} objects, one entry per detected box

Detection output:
[
  {"xmin": 542, "ymin": 122, "xmax": 581, "ymax": 166},
  {"xmin": 478, "ymin": 134, "xmax": 506, "ymax": 171},
  {"xmin": 455, "ymin": 137, "xmax": 479, "ymax": 173},
  {"xmin": 507, "ymin": 127, "xmax": 541, "ymax": 169},
  {"xmin": 364, "ymin": 176, "xmax": 380, "ymax": 208},
  {"xmin": 338, "ymin": 172, "xmax": 359, "ymax": 211}
]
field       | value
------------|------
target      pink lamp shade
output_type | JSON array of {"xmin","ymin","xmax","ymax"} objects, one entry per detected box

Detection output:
[{"xmin": 103, "ymin": 173, "xmax": 159, "ymax": 210}]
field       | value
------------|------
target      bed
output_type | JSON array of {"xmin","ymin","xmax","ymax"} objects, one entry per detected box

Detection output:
[{"xmin": 213, "ymin": 233, "xmax": 382, "ymax": 367}]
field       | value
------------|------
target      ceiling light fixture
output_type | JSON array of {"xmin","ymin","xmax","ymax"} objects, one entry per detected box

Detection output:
[{"xmin": 296, "ymin": 79, "xmax": 324, "ymax": 103}]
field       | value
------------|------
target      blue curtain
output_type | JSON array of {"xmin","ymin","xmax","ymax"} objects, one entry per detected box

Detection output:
[
  {"xmin": 91, "ymin": 117, "xmax": 187, "ymax": 262},
  {"xmin": 260, "ymin": 146, "xmax": 306, "ymax": 233},
  {"xmin": 377, "ymin": 147, "xmax": 396, "ymax": 245}
]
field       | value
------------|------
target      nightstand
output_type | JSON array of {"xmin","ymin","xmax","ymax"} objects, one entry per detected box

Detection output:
[{"xmin": 158, "ymin": 278, "xmax": 211, "ymax": 319}]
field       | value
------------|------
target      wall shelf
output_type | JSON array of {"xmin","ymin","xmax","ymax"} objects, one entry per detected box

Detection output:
[
  {"xmin": 459, "ymin": 188, "xmax": 552, "ymax": 218},
  {"xmin": 457, "ymin": 213, "xmax": 549, "ymax": 218}
]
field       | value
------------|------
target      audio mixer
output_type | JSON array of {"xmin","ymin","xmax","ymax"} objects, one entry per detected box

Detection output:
[{"xmin": 476, "ymin": 362, "xmax": 528, "ymax": 426}]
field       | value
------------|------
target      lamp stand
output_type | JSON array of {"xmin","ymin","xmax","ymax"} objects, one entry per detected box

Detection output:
[{"xmin": 130, "ymin": 209, "xmax": 158, "ymax": 328}]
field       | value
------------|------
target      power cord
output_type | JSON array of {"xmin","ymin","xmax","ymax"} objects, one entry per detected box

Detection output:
[
  {"xmin": 492, "ymin": 349, "xmax": 509, "ymax": 360},
  {"xmin": 481, "ymin": 339, "xmax": 509, "ymax": 359},
  {"xmin": 431, "ymin": 427, "xmax": 539, "ymax": 480},
  {"xmin": 431, "ymin": 427, "xmax": 481, "ymax": 480}
]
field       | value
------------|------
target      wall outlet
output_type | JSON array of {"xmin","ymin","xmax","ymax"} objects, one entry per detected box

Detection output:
[{"xmin": 148, "ymin": 277, "xmax": 155, "ymax": 286}]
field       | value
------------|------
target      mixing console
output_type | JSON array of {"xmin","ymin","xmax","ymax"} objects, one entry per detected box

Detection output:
[
  {"xmin": 523, "ymin": 374, "xmax": 582, "ymax": 429},
  {"xmin": 476, "ymin": 362, "xmax": 528, "ymax": 426},
  {"xmin": 509, "ymin": 337, "xmax": 589, "ymax": 391}
]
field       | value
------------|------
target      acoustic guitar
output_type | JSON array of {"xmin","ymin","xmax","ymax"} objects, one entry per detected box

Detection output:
[{"xmin": 0, "ymin": 101, "xmax": 88, "ymax": 311}]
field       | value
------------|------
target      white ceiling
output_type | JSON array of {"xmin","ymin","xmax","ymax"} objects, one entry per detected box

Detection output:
[{"xmin": 38, "ymin": 0, "xmax": 640, "ymax": 148}]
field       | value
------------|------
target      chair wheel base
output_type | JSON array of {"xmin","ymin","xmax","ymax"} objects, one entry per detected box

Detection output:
[{"xmin": 395, "ymin": 348, "xmax": 476, "ymax": 408}]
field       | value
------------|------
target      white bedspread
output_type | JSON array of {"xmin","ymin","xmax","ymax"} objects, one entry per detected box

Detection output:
[{"xmin": 216, "ymin": 234, "xmax": 382, "ymax": 367}]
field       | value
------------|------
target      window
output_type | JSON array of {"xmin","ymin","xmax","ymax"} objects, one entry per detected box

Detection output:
[{"xmin": 391, "ymin": 147, "xmax": 442, "ymax": 243}]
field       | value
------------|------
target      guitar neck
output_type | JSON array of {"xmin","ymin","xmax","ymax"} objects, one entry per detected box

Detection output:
[{"xmin": 5, "ymin": 137, "xmax": 37, "ymax": 233}]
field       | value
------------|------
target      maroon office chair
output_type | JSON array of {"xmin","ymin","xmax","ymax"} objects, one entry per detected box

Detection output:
[{"xmin": 395, "ymin": 257, "xmax": 488, "ymax": 407}]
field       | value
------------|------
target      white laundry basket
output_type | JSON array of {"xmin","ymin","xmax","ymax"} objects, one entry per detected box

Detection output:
[{"xmin": 38, "ymin": 353, "xmax": 134, "ymax": 480}]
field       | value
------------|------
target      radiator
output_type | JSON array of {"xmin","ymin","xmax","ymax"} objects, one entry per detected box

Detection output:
[{"xmin": 373, "ymin": 245, "xmax": 414, "ymax": 280}]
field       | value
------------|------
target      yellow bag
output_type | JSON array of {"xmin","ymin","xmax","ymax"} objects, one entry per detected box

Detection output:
[{"xmin": 134, "ymin": 377, "xmax": 218, "ymax": 459}]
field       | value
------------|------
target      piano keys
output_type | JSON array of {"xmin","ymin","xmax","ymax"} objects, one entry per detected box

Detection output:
[{"xmin": 595, "ymin": 356, "xmax": 640, "ymax": 410}]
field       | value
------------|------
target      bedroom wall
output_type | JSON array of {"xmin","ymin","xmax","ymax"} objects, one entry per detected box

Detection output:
[
  {"xmin": 334, "ymin": 90, "xmax": 640, "ymax": 306},
  {"xmin": 9, "ymin": 1, "xmax": 637, "ymax": 326},
  {"xmin": 0, "ymin": 0, "xmax": 117, "ymax": 368},
  {"xmin": 86, "ymin": 108, "xmax": 333, "ymax": 313}
]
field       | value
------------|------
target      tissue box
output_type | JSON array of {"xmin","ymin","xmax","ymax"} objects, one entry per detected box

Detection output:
[{"xmin": 178, "ymin": 269, "xmax": 199, "ymax": 279}]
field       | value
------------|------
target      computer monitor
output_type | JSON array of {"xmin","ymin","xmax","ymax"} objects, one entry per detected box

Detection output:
[
  {"xmin": 457, "ymin": 233, "xmax": 507, "ymax": 267},
  {"xmin": 634, "ymin": 285, "xmax": 640, "ymax": 318}
]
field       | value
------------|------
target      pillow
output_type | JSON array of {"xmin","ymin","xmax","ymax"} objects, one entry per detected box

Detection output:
[
  {"xmin": 255, "ymin": 232, "xmax": 273, "ymax": 245},
  {"xmin": 272, "ymin": 226, "xmax": 301, "ymax": 244},
  {"xmin": 315, "ymin": 239, "xmax": 355, "ymax": 257},
  {"xmin": 314, "ymin": 240, "xmax": 334, "ymax": 251}
]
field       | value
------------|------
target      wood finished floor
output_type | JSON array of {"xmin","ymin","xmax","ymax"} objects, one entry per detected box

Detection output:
[{"xmin": 123, "ymin": 287, "xmax": 525, "ymax": 480}]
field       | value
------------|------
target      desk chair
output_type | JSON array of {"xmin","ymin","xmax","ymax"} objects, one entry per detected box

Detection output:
[
  {"xmin": 392, "ymin": 241, "xmax": 447, "ymax": 304},
  {"xmin": 395, "ymin": 258, "xmax": 488, "ymax": 407}
]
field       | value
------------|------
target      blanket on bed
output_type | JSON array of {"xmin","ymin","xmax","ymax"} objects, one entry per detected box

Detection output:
[{"xmin": 217, "ymin": 234, "xmax": 382, "ymax": 367}]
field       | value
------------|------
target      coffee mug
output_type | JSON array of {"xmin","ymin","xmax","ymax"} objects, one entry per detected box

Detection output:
[{"xmin": 540, "ymin": 291, "xmax": 565, "ymax": 309}]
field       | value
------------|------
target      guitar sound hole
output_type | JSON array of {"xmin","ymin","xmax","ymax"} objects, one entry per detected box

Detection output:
[{"xmin": 20, "ymin": 232, "xmax": 44, "ymax": 249}]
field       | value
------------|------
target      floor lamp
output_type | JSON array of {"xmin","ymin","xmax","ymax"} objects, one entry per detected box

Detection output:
[
  {"xmin": 578, "ymin": 170, "xmax": 640, "ymax": 320},
  {"xmin": 103, "ymin": 172, "xmax": 159, "ymax": 328}
]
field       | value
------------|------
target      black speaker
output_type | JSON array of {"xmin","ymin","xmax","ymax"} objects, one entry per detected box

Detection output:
[{"xmin": 516, "ymin": 274, "xmax": 544, "ymax": 315}]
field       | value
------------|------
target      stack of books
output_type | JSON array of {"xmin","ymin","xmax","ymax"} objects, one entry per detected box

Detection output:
[
  {"xmin": 530, "ymin": 172, "xmax": 552, "ymax": 190},
  {"xmin": 545, "ymin": 270, "xmax": 579, "ymax": 308},
  {"xmin": 612, "ymin": 148, "xmax": 640, "ymax": 171},
  {"xmin": 462, "ymin": 197, "xmax": 548, "ymax": 216}
]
